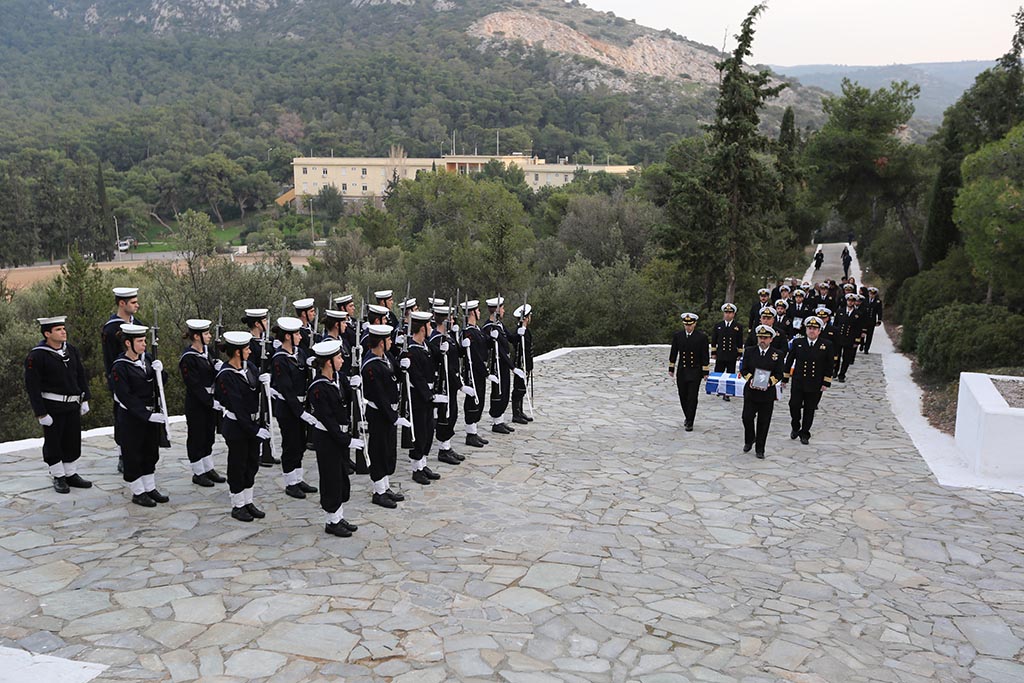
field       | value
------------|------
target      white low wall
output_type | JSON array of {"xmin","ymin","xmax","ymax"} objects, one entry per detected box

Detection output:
[{"xmin": 955, "ymin": 373, "xmax": 1024, "ymax": 478}]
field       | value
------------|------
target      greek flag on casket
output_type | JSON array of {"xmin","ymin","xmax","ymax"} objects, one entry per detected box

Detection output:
[{"xmin": 706, "ymin": 372, "xmax": 744, "ymax": 397}]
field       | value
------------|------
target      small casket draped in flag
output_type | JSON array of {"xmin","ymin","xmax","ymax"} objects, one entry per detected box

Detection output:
[{"xmin": 706, "ymin": 372, "xmax": 745, "ymax": 397}]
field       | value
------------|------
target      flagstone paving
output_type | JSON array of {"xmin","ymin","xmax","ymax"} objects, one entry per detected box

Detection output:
[{"xmin": 1, "ymin": 342, "xmax": 1024, "ymax": 682}]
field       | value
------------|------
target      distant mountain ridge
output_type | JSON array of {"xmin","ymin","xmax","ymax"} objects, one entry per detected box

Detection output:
[{"xmin": 771, "ymin": 61, "xmax": 995, "ymax": 121}]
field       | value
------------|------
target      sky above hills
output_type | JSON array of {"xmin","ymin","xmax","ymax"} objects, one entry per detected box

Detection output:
[{"xmin": 582, "ymin": 0, "xmax": 1020, "ymax": 66}]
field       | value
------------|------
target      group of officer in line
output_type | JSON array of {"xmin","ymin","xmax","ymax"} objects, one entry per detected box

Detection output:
[
  {"xmin": 669, "ymin": 273, "xmax": 883, "ymax": 458},
  {"xmin": 24, "ymin": 288, "xmax": 535, "ymax": 538}
]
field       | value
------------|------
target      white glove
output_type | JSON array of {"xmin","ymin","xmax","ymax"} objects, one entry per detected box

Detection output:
[
  {"xmin": 461, "ymin": 338, "xmax": 471, "ymax": 348},
  {"xmin": 439, "ymin": 341, "xmax": 450, "ymax": 353},
  {"xmin": 212, "ymin": 399, "xmax": 223, "ymax": 412},
  {"xmin": 399, "ymin": 358, "xmax": 411, "ymax": 369},
  {"xmin": 214, "ymin": 360, "xmax": 224, "ymax": 371},
  {"xmin": 395, "ymin": 334, "xmax": 406, "ymax": 346},
  {"xmin": 151, "ymin": 359, "xmax": 164, "ymax": 373},
  {"xmin": 300, "ymin": 411, "xmax": 319, "ymax": 426},
  {"xmin": 361, "ymin": 322, "xmax": 369, "ymax": 332},
  {"xmin": 514, "ymin": 368, "xmax": 527, "ymax": 379},
  {"xmin": 80, "ymin": 401, "xmax": 90, "ymax": 416},
  {"xmin": 349, "ymin": 438, "xmax": 365, "ymax": 450},
  {"xmin": 273, "ymin": 339, "xmax": 283, "ymax": 349},
  {"xmin": 395, "ymin": 417, "xmax": 412, "ymax": 428},
  {"xmin": 256, "ymin": 428, "xmax": 271, "ymax": 441},
  {"xmin": 517, "ymin": 327, "xmax": 526, "ymax": 336},
  {"xmin": 38, "ymin": 414, "xmax": 54, "ymax": 427},
  {"xmin": 258, "ymin": 373, "xmax": 271, "ymax": 384},
  {"xmin": 148, "ymin": 412, "xmax": 167, "ymax": 424},
  {"xmin": 460, "ymin": 385, "xmax": 477, "ymax": 398},
  {"xmin": 349, "ymin": 375, "xmax": 362, "ymax": 388},
  {"xmin": 433, "ymin": 394, "xmax": 449, "ymax": 404},
  {"xmin": 489, "ymin": 329, "xmax": 499, "ymax": 339},
  {"xmin": 487, "ymin": 374, "xmax": 499, "ymax": 384},
  {"xmin": 451, "ymin": 324, "xmax": 460, "ymax": 333},
  {"xmin": 306, "ymin": 356, "xmax": 315, "ymax": 367}
]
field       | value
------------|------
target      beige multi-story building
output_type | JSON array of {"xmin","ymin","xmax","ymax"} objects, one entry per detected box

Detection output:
[{"xmin": 292, "ymin": 153, "xmax": 634, "ymax": 203}]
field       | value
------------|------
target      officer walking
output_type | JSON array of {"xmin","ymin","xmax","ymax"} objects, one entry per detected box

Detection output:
[
  {"xmin": 711, "ymin": 304, "xmax": 744, "ymax": 402},
  {"xmin": 784, "ymin": 316, "xmax": 833, "ymax": 445},
  {"xmin": 739, "ymin": 325, "xmax": 785, "ymax": 459},
  {"xmin": 668, "ymin": 312, "xmax": 710, "ymax": 431}
]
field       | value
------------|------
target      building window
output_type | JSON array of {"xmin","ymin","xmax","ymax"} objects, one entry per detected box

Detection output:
[
  {"xmin": 534, "ymin": 173, "xmax": 539, "ymax": 182},
  {"xmin": 302, "ymin": 182, "xmax": 308, "ymax": 192},
  {"xmin": 322, "ymin": 168, "xmax": 328, "ymax": 176},
  {"xmin": 342, "ymin": 183, "xmax": 347, "ymax": 191},
  {"xmin": 362, "ymin": 185, "xmax": 368, "ymax": 192},
  {"xmin": 361, "ymin": 168, "xmax": 367, "ymax": 176},
  {"xmin": 302, "ymin": 167, "xmax": 308, "ymax": 175},
  {"xmin": 564, "ymin": 174, "xmax": 569, "ymax": 182}
]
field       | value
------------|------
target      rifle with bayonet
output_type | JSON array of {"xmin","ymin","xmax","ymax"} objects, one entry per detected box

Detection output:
[
  {"xmin": 520, "ymin": 291, "xmax": 534, "ymax": 419},
  {"xmin": 460, "ymin": 292, "xmax": 479, "ymax": 408},
  {"xmin": 258, "ymin": 308, "xmax": 277, "ymax": 461},
  {"xmin": 151, "ymin": 304, "xmax": 171, "ymax": 447},
  {"xmin": 210, "ymin": 304, "xmax": 223, "ymax": 365},
  {"xmin": 350, "ymin": 293, "xmax": 370, "ymax": 474},
  {"xmin": 399, "ymin": 281, "xmax": 415, "ymax": 449}
]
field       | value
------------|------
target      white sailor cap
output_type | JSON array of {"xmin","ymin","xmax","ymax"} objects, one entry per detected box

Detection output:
[
  {"xmin": 186, "ymin": 319, "xmax": 212, "ymax": 332},
  {"xmin": 367, "ymin": 323, "xmax": 393, "ymax": 338},
  {"xmin": 244, "ymin": 308, "xmax": 269, "ymax": 319},
  {"xmin": 333, "ymin": 294, "xmax": 354, "ymax": 306},
  {"xmin": 803, "ymin": 316, "xmax": 823, "ymax": 329},
  {"xmin": 410, "ymin": 311, "xmax": 432, "ymax": 322},
  {"xmin": 680, "ymin": 312, "xmax": 699, "ymax": 323},
  {"xmin": 759, "ymin": 306, "xmax": 776, "ymax": 318},
  {"xmin": 324, "ymin": 309, "xmax": 348, "ymax": 320},
  {"xmin": 275, "ymin": 316, "xmax": 303, "ymax": 333},
  {"xmin": 486, "ymin": 296, "xmax": 505, "ymax": 308},
  {"xmin": 720, "ymin": 303, "xmax": 737, "ymax": 313},
  {"xmin": 113, "ymin": 287, "xmax": 138, "ymax": 299},
  {"xmin": 398, "ymin": 298, "xmax": 417, "ymax": 310},
  {"xmin": 38, "ymin": 316, "xmax": 67, "ymax": 330},
  {"xmin": 427, "ymin": 297, "xmax": 446, "ymax": 308},
  {"xmin": 292, "ymin": 298, "xmax": 315, "ymax": 311},
  {"xmin": 815, "ymin": 307, "xmax": 832, "ymax": 317},
  {"xmin": 793, "ymin": 289, "xmax": 806, "ymax": 297},
  {"xmin": 461, "ymin": 300, "xmax": 480, "ymax": 312},
  {"xmin": 120, "ymin": 323, "xmax": 148, "ymax": 337},
  {"xmin": 514, "ymin": 304, "xmax": 533, "ymax": 318},
  {"xmin": 755, "ymin": 324, "xmax": 777, "ymax": 338},
  {"xmin": 374, "ymin": 289, "xmax": 393, "ymax": 300},
  {"xmin": 757, "ymin": 288, "xmax": 771, "ymax": 296},
  {"xmin": 222, "ymin": 331, "xmax": 252, "ymax": 347},
  {"xmin": 312, "ymin": 339, "xmax": 342, "ymax": 358},
  {"xmin": 775, "ymin": 299, "xmax": 789, "ymax": 309},
  {"xmin": 432, "ymin": 305, "xmax": 451, "ymax": 316},
  {"xmin": 367, "ymin": 304, "xmax": 390, "ymax": 317}
]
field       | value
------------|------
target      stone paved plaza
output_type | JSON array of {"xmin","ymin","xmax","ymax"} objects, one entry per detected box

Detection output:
[{"xmin": 2, "ymin": 339, "xmax": 1024, "ymax": 682}]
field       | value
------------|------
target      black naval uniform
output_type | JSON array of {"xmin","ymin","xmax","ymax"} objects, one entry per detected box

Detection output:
[
  {"xmin": 668, "ymin": 329, "xmax": 710, "ymax": 428},
  {"xmin": 747, "ymin": 299, "xmax": 771, "ymax": 331},
  {"xmin": 361, "ymin": 352, "xmax": 399, "ymax": 487},
  {"xmin": 402, "ymin": 340, "xmax": 437, "ymax": 463},
  {"xmin": 485, "ymin": 317, "xmax": 514, "ymax": 427},
  {"xmin": 102, "ymin": 314, "xmax": 137, "ymax": 455},
  {"xmin": 429, "ymin": 328, "xmax": 462, "ymax": 449},
  {"xmin": 25, "ymin": 341, "xmax": 90, "ymax": 471},
  {"xmin": 248, "ymin": 334, "xmax": 278, "ymax": 466},
  {"xmin": 215, "ymin": 364, "xmax": 262, "ymax": 501},
  {"xmin": 271, "ymin": 346, "xmax": 309, "ymax": 482},
  {"xmin": 862, "ymin": 296, "xmax": 883, "ymax": 352},
  {"xmin": 711, "ymin": 320, "xmax": 744, "ymax": 373},
  {"xmin": 739, "ymin": 344, "xmax": 785, "ymax": 456},
  {"xmin": 462, "ymin": 323, "xmax": 489, "ymax": 436},
  {"xmin": 179, "ymin": 346, "xmax": 218, "ymax": 474},
  {"xmin": 746, "ymin": 323, "xmax": 789, "ymax": 352},
  {"xmin": 110, "ymin": 353, "xmax": 166, "ymax": 489},
  {"xmin": 833, "ymin": 305, "xmax": 865, "ymax": 381},
  {"xmin": 785, "ymin": 336, "xmax": 834, "ymax": 441},
  {"xmin": 308, "ymin": 373, "xmax": 355, "ymax": 520},
  {"xmin": 510, "ymin": 325, "xmax": 533, "ymax": 422}
]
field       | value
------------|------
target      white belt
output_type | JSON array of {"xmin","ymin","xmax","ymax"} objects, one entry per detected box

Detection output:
[
  {"xmin": 41, "ymin": 392, "xmax": 81, "ymax": 404},
  {"xmin": 272, "ymin": 391, "xmax": 304, "ymax": 402},
  {"xmin": 223, "ymin": 410, "xmax": 259, "ymax": 422},
  {"xmin": 364, "ymin": 401, "xmax": 398, "ymax": 411}
]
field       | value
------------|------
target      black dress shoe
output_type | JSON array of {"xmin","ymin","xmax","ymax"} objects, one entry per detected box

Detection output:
[
  {"xmin": 325, "ymin": 522, "xmax": 352, "ymax": 537},
  {"xmin": 53, "ymin": 477, "xmax": 70, "ymax": 494},
  {"xmin": 525, "ymin": 413, "xmax": 534, "ymax": 422},
  {"xmin": 245, "ymin": 503, "xmax": 266, "ymax": 519},
  {"xmin": 192, "ymin": 473, "xmax": 215, "ymax": 487},
  {"xmin": 372, "ymin": 493, "xmax": 397, "ymax": 509},
  {"xmin": 132, "ymin": 492, "xmax": 156, "ymax": 507},
  {"xmin": 260, "ymin": 453, "xmax": 280, "ymax": 467},
  {"xmin": 285, "ymin": 484, "xmax": 306, "ymax": 499},
  {"xmin": 437, "ymin": 450, "xmax": 461, "ymax": 465},
  {"xmin": 452, "ymin": 450, "xmax": 466, "ymax": 461},
  {"xmin": 743, "ymin": 443, "xmax": 753, "ymax": 453},
  {"xmin": 512, "ymin": 413, "xmax": 529, "ymax": 425},
  {"xmin": 756, "ymin": 451, "xmax": 765, "ymax": 459},
  {"xmin": 205, "ymin": 469, "xmax": 226, "ymax": 483},
  {"xmin": 339, "ymin": 519, "xmax": 358, "ymax": 532},
  {"xmin": 297, "ymin": 481, "xmax": 318, "ymax": 494},
  {"xmin": 491, "ymin": 423, "xmax": 513, "ymax": 434},
  {"xmin": 800, "ymin": 436, "xmax": 810, "ymax": 445},
  {"xmin": 384, "ymin": 488, "xmax": 405, "ymax": 502},
  {"xmin": 65, "ymin": 473, "xmax": 92, "ymax": 489},
  {"xmin": 790, "ymin": 431, "xmax": 799, "ymax": 440},
  {"xmin": 684, "ymin": 422, "xmax": 693, "ymax": 432},
  {"xmin": 231, "ymin": 505, "xmax": 254, "ymax": 522},
  {"xmin": 465, "ymin": 434, "xmax": 487, "ymax": 448},
  {"xmin": 147, "ymin": 489, "xmax": 170, "ymax": 504},
  {"xmin": 422, "ymin": 466, "xmax": 441, "ymax": 480},
  {"xmin": 412, "ymin": 470, "xmax": 432, "ymax": 485},
  {"xmin": 837, "ymin": 376, "xmax": 846, "ymax": 382},
  {"xmin": 722, "ymin": 395, "xmax": 731, "ymax": 402}
]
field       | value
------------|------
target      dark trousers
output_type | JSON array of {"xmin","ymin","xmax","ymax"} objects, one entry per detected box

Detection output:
[
  {"xmin": 409, "ymin": 401, "xmax": 435, "ymax": 459},
  {"xmin": 367, "ymin": 409, "xmax": 397, "ymax": 482},
  {"xmin": 789, "ymin": 385, "xmax": 823, "ymax": 437},
  {"xmin": 185, "ymin": 401, "xmax": 216, "ymax": 464},
  {"xmin": 119, "ymin": 415, "xmax": 161, "ymax": 483},
  {"xmin": 226, "ymin": 437, "xmax": 260, "ymax": 495},
  {"xmin": 862, "ymin": 325, "xmax": 876, "ymax": 352},
  {"xmin": 109, "ymin": 393, "xmax": 121, "ymax": 449},
  {"xmin": 835, "ymin": 343, "xmax": 855, "ymax": 379},
  {"xmin": 436, "ymin": 387, "xmax": 459, "ymax": 442},
  {"xmin": 742, "ymin": 399, "xmax": 774, "ymax": 453},
  {"xmin": 489, "ymin": 366, "xmax": 511, "ymax": 419},
  {"xmin": 676, "ymin": 377, "xmax": 700, "ymax": 424},
  {"xmin": 463, "ymin": 370, "xmax": 487, "ymax": 425},
  {"xmin": 314, "ymin": 433, "xmax": 349, "ymax": 514},
  {"xmin": 714, "ymin": 356, "xmax": 738, "ymax": 374},
  {"xmin": 275, "ymin": 406, "xmax": 305, "ymax": 475},
  {"xmin": 42, "ymin": 409, "xmax": 82, "ymax": 466}
]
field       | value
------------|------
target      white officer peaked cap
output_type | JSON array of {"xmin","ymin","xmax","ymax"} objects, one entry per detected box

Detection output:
[
  {"xmin": 410, "ymin": 311, "xmax": 432, "ymax": 322},
  {"xmin": 803, "ymin": 316, "xmax": 823, "ymax": 328},
  {"xmin": 775, "ymin": 299, "xmax": 789, "ymax": 309},
  {"xmin": 113, "ymin": 287, "xmax": 138, "ymax": 299},
  {"xmin": 367, "ymin": 324, "xmax": 394, "ymax": 337},
  {"xmin": 755, "ymin": 324, "xmax": 777, "ymax": 338},
  {"xmin": 461, "ymin": 300, "xmax": 480, "ymax": 312},
  {"xmin": 374, "ymin": 289, "xmax": 393, "ymax": 299},
  {"xmin": 486, "ymin": 296, "xmax": 504, "ymax": 308},
  {"xmin": 757, "ymin": 288, "xmax": 770, "ymax": 296},
  {"xmin": 333, "ymin": 294, "xmax": 354, "ymax": 306},
  {"xmin": 514, "ymin": 304, "xmax": 533, "ymax": 318},
  {"xmin": 292, "ymin": 298, "xmax": 315, "ymax": 311},
  {"xmin": 680, "ymin": 312, "xmax": 699, "ymax": 323},
  {"xmin": 845, "ymin": 293, "xmax": 858, "ymax": 300},
  {"xmin": 868, "ymin": 286, "xmax": 879, "ymax": 293},
  {"xmin": 223, "ymin": 331, "xmax": 252, "ymax": 347},
  {"xmin": 120, "ymin": 323, "xmax": 148, "ymax": 337},
  {"xmin": 244, "ymin": 308, "xmax": 269, "ymax": 318},
  {"xmin": 312, "ymin": 339, "xmax": 343, "ymax": 358},
  {"xmin": 793, "ymin": 289, "xmax": 806, "ymax": 297},
  {"xmin": 759, "ymin": 306, "xmax": 776, "ymax": 317},
  {"xmin": 186, "ymin": 319, "xmax": 212, "ymax": 332},
  {"xmin": 324, "ymin": 309, "xmax": 348, "ymax": 320},
  {"xmin": 367, "ymin": 304, "xmax": 390, "ymax": 316},
  {"xmin": 398, "ymin": 297, "xmax": 417, "ymax": 310},
  {"xmin": 275, "ymin": 316, "xmax": 303, "ymax": 333},
  {"xmin": 37, "ymin": 316, "xmax": 67, "ymax": 327},
  {"xmin": 780, "ymin": 284, "xmax": 791, "ymax": 292},
  {"xmin": 720, "ymin": 303, "xmax": 737, "ymax": 313},
  {"xmin": 815, "ymin": 307, "xmax": 832, "ymax": 316}
]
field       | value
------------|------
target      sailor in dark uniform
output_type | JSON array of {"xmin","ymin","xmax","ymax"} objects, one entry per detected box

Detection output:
[
  {"xmin": 789, "ymin": 289, "xmax": 810, "ymax": 334},
  {"xmin": 24, "ymin": 316, "xmax": 92, "ymax": 493},
  {"xmin": 429, "ymin": 305, "xmax": 464, "ymax": 465},
  {"xmin": 308, "ymin": 339, "xmax": 363, "ymax": 537},
  {"xmin": 833, "ymin": 293, "xmax": 865, "ymax": 382},
  {"xmin": 110, "ymin": 323, "xmax": 170, "ymax": 507},
  {"xmin": 484, "ymin": 296, "xmax": 515, "ymax": 434},
  {"xmin": 215, "ymin": 331, "xmax": 269, "ymax": 522},
  {"xmin": 510, "ymin": 304, "xmax": 533, "ymax": 424},
  {"xmin": 739, "ymin": 325, "xmax": 786, "ymax": 459},
  {"xmin": 748, "ymin": 288, "xmax": 772, "ymax": 331},
  {"xmin": 375, "ymin": 289, "xmax": 401, "ymax": 330},
  {"xmin": 861, "ymin": 287, "xmax": 884, "ymax": 353},
  {"xmin": 362, "ymin": 323, "xmax": 408, "ymax": 509},
  {"xmin": 784, "ymin": 316, "xmax": 833, "ymax": 445},
  {"xmin": 244, "ymin": 308, "xmax": 279, "ymax": 467},
  {"xmin": 668, "ymin": 312, "xmax": 710, "ymax": 431},
  {"xmin": 179, "ymin": 319, "xmax": 226, "ymax": 487},
  {"xmin": 292, "ymin": 298, "xmax": 317, "ymax": 351},
  {"xmin": 102, "ymin": 286, "xmax": 141, "ymax": 473},
  {"xmin": 746, "ymin": 308, "xmax": 788, "ymax": 352},
  {"xmin": 711, "ymin": 303, "xmax": 744, "ymax": 402},
  {"xmin": 333, "ymin": 295, "xmax": 358, "ymax": 350},
  {"xmin": 271, "ymin": 316, "xmax": 318, "ymax": 499},
  {"xmin": 401, "ymin": 311, "xmax": 442, "ymax": 486},
  {"xmin": 774, "ymin": 300, "xmax": 794, "ymax": 340},
  {"xmin": 458, "ymin": 300, "xmax": 488, "ymax": 448}
]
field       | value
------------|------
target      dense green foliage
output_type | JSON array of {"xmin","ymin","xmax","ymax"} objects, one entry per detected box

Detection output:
[
  {"xmin": 916, "ymin": 303, "xmax": 1024, "ymax": 380},
  {"xmin": 895, "ymin": 248, "xmax": 981, "ymax": 352}
]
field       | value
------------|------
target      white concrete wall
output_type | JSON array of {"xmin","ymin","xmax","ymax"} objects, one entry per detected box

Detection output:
[{"xmin": 955, "ymin": 373, "xmax": 1024, "ymax": 478}]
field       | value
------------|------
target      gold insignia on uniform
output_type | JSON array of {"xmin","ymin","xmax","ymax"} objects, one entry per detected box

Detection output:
[{"xmin": 771, "ymin": 353, "xmax": 779, "ymax": 360}]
